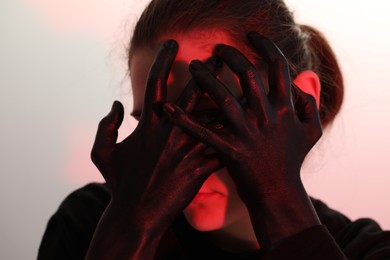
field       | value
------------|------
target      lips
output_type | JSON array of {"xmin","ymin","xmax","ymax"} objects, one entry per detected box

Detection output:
[{"xmin": 191, "ymin": 191, "xmax": 220, "ymax": 203}]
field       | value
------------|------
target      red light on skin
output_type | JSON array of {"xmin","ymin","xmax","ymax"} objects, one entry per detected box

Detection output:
[
  {"xmin": 191, "ymin": 191, "xmax": 221, "ymax": 204},
  {"xmin": 163, "ymin": 32, "xmax": 246, "ymax": 104},
  {"xmin": 130, "ymin": 30, "xmax": 249, "ymax": 113},
  {"xmin": 130, "ymin": 30, "xmax": 260, "ymax": 245},
  {"xmin": 167, "ymin": 72, "xmax": 175, "ymax": 86}
]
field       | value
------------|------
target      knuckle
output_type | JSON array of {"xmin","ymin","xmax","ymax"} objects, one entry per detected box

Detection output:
[
  {"xmin": 198, "ymin": 127, "xmax": 208, "ymax": 140},
  {"xmin": 242, "ymin": 66, "xmax": 260, "ymax": 83},
  {"xmin": 245, "ymin": 67, "xmax": 257, "ymax": 79},
  {"xmin": 222, "ymin": 96, "xmax": 233, "ymax": 107}
]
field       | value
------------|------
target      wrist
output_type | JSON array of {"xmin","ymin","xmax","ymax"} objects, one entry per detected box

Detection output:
[
  {"xmin": 245, "ymin": 180, "xmax": 321, "ymax": 250},
  {"xmin": 106, "ymin": 201, "xmax": 168, "ymax": 237},
  {"xmin": 85, "ymin": 202, "xmax": 165, "ymax": 260}
]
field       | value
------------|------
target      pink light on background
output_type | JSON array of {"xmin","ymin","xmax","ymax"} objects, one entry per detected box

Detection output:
[
  {"xmin": 63, "ymin": 121, "xmax": 104, "ymax": 184},
  {"xmin": 63, "ymin": 118, "xmax": 137, "ymax": 185},
  {"xmin": 286, "ymin": 0, "xmax": 390, "ymax": 229},
  {"xmin": 27, "ymin": 0, "xmax": 389, "ymax": 228},
  {"xmin": 1, "ymin": 1, "xmax": 390, "ymax": 259},
  {"xmin": 23, "ymin": 0, "xmax": 143, "ymax": 37}
]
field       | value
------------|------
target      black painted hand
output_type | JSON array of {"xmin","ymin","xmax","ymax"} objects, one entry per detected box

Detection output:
[
  {"xmin": 90, "ymin": 40, "xmax": 221, "ymax": 235},
  {"xmin": 163, "ymin": 32, "xmax": 323, "ymax": 248}
]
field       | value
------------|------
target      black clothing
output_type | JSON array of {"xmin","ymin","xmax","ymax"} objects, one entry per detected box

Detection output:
[{"xmin": 38, "ymin": 183, "xmax": 390, "ymax": 259}]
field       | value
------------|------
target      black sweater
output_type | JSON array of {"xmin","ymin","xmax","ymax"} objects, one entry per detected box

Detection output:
[{"xmin": 38, "ymin": 183, "xmax": 390, "ymax": 259}]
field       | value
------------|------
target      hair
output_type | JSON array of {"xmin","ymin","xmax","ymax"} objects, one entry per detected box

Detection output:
[{"xmin": 129, "ymin": 0, "xmax": 344, "ymax": 127}]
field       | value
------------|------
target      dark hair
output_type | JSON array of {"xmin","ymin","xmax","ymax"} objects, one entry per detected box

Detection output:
[{"xmin": 129, "ymin": 0, "xmax": 344, "ymax": 127}]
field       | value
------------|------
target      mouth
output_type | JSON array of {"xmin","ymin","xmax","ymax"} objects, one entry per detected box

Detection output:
[{"xmin": 191, "ymin": 191, "xmax": 220, "ymax": 203}]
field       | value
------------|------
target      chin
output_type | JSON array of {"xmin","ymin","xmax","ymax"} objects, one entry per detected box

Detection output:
[
  {"xmin": 183, "ymin": 197, "xmax": 228, "ymax": 231},
  {"xmin": 184, "ymin": 206, "xmax": 226, "ymax": 231}
]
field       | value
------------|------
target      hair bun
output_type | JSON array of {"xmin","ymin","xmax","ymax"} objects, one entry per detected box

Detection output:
[{"xmin": 300, "ymin": 24, "xmax": 344, "ymax": 127}]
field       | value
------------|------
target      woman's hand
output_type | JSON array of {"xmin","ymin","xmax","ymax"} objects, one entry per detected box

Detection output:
[
  {"xmin": 87, "ymin": 40, "xmax": 221, "ymax": 259},
  {"xmin": 163, "ymin": 32, "xmax": 323, "ymax": 250}
]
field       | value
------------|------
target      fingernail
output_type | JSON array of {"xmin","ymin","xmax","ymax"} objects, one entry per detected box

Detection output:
[
  {"xmin": 163, "ymin": 103, "xmax": 176, "ymax": 116},
  {"xmin": 108, "ymin": 100, "xmax": 120, "ymax": 117},
  {"xmin": 164, "ymin": 39, "xmax": 178, "ymax": 49},
  {"xmin": 111, "ymin": 100, "xmax": 120, "ymax": 111},
  {"xmin": 189, "ymin": 60, "xmax": 202, "ymax": 71}
]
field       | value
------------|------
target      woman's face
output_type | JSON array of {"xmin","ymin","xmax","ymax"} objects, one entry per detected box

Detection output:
[{"xmin": 130, "ymin": 30, "xmax": 253, "ymax": 232}]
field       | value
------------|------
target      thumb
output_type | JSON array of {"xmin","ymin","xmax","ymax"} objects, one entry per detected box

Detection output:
[
  {"xmin": 91, "ymin": 101, "xmax": 124, "ymax": 166},
  {"xmin": 292, "ymin": 85, "xmax": 323, "ymax": 142}
]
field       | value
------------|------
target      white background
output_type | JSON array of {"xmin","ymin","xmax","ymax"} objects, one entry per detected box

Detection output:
[{"xmin": 1, "ymin": 0, "xmax": 389, "ymax": 259}]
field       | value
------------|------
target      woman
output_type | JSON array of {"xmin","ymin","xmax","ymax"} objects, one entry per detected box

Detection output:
[{"xmin": 38, "ymin": 0, "xmax": 390, "ymax": 259}]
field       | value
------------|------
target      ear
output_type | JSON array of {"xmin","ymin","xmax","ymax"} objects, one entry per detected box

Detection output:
[{"xmin": 293, "ymin": 70, "xmax": 321, "ymax": 108}]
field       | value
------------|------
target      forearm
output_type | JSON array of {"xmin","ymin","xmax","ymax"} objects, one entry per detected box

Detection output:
[{"xmin": 85, "ymin": 203, "xmax": 164, "ymax": 260}]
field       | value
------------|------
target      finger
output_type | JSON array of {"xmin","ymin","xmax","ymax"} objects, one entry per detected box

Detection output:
[
  {"xmin": 142, "ymin": 40, "xmax": 178, "ymax": 123},
  {"xmin": 185, "ymin": 141, "xmax": 222, "ymax": 161},
  {"xmin": 214, "ymin": 44, "xmax": 271, "ymax": 120},
  {"xmin": 187, "ymin": 144, "xmax": 223, "ymax": 175},
  {"xmin": 182, "ymin": 141, "xmax": 223, "ymax": 178},
  {"xmin": 293, "ymin": 85, "xmax": 323, "ymax": 141},
  {"xmin": 176, "ymin": 79, "xmax": 204, "ymax": 113},
  {"xmin": 185, "ymin": 141, "xmax": 208, "ymax": 158},
  {"xmin": 176, "ymin": 57, "xmax": 223, "ymax": 113},
  {"xmin": 171, "ymin": 125, "xmax": 219, "ymax": 162},
  {"xmin": 169, "ymin": 126, "xmax": 205, "ymax": 156},
  {"xmin": 91, "ymin": 101, "xmax": 124, "ymax": 167},
  {"xmin": 248, "ymin": 31, "xmax": 293, "ymax": 110},
  {"xmin": 163, "ymin": 103, "xmax": 234, "ymax": 156},
  {"xmin": 189, "ymin": 155, "xmax": 223, "ymax": 179},
  {"xmin": 189, "ymin": 60, "xmax": 248, "ymax": 133}
]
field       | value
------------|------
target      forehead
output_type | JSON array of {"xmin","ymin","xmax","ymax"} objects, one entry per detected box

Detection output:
[
  {"xmin": 129, "ymin": 30, "xmax": 248, "ymax": 112},
  {"xmin": 130, "ymin": 30, "xmax": 236, "ymax": 66}
]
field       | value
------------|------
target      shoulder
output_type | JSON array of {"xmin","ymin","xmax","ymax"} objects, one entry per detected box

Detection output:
[
  {"xmin": 58, "ymin": 182, "xmax": 110, "ymax": 215},
  {"xmin": 38, "ymin": 183, "xmax": 110, "ymax": 260},
  {"xmin": 311, "ymin": 197, "xmax": 390, "ymax": 259},
  {"xmin": 56, "ymin": 182, "xmax": 110, "ymax": 228},
  {"xmin": 310, "ymin": 197, "xmax": 350, "ymax": 234}
]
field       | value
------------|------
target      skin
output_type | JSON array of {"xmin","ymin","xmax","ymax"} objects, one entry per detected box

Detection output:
[
  {"xmin": 130, "ymin": 31, "xmax": 258, "ymax": 251},
  {"xmin": 164, "ymin": 31, "xmax": 324, "ymax": 251},
  {"xmin": 86, "ymin": 30, "xmax": 326, "ymax": 259},
  {"xmin": 87, "ymin": 40, "xmax": 222, "ymax": 259},
  {"xmin": 130, "ymin": 30, "xmax": 321, "ymax": 252}
]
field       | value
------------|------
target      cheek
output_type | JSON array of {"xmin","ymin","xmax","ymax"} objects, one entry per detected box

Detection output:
[{"xmin": 183, "ymin": 169, "xmax": 247, "ymax": 231}]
